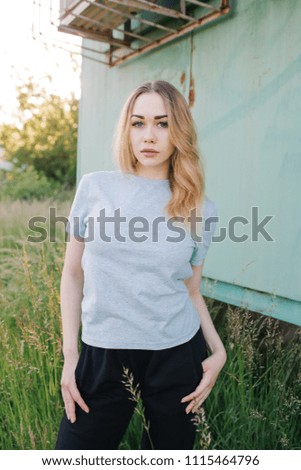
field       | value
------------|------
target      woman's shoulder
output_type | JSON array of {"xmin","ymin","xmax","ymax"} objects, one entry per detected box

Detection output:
[
  {"xmin": 203, "ymin": 195, "xmax": 218, "ymax": 219},
  {"xmin": 81, "ymin": 170, "xmax": 116, "ymax": 180},
  {"xmin": 80, "ymin": 170, "xmax": 121, "ymax": 186}
]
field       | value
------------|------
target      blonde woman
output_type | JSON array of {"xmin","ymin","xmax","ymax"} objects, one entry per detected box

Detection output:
[{"xmin": 55, "ymin": 80, "xmax": 226, "ymax": 450}]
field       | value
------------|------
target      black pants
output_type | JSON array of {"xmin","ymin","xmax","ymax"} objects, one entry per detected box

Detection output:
[{"xmin": 55, "ymin": 326, "xmax": 208, "ymax": 450}]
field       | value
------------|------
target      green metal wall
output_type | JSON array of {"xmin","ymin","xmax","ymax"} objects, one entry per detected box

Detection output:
[{"xmin": 77, "ymin": 0, "xmax": 301, "ymax": 326}]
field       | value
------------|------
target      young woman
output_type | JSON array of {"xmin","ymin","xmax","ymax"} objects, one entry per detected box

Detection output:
[{"xmin": 55, "ymin": 80, "xmax": 226, "ymax": 450}]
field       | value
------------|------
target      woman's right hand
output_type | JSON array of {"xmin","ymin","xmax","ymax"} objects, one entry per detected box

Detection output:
[{"xmin": 61, "ymin": 355, "xmax": 90, "ymax": 423}]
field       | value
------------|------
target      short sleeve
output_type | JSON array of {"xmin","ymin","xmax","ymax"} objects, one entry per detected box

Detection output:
[
  {"xmin": 66, "ymin": 174, "xmax": 89, "ymax": 238},
  {"xmin": 189, "ymin": 199, "xmax": 218, "ymax": 266}
]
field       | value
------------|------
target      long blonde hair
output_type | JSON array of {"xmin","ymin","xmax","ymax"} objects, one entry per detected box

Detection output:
[{"xmin": 112, "ymin": 80, "xmax": 206, "ymax": 233}]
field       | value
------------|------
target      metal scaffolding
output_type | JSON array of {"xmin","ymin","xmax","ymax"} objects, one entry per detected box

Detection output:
[{"xmin": 34, "ymin": 1, "xmax": 231, "ymax": 66}]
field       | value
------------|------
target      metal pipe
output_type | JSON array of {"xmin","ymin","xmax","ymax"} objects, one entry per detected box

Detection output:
[
  {"xmin": 34, "ymin": 36, "xmax": 110, "ymax": 65},
  {"xmin": 68, "ymin": 11, "xmax": 151, "ymax": 43},
  {"xmin": 108, "ymin": 0, "xmax": 195, "ymax": 21},
  {"xmin": 185, "ymin": 0, "xmax": 220, "ymax": 12},
  {"xmin": 81, "ymin": 0, "xmax": 178, "ymax": 33},
  {"xmin": 49, "ymin": 1, "xmax": 139, "ymax": 56},
  {"xmin": 39, "ymin": 0, "xmax": 125, "ymax": 48},
  {"xmin": 58, "ymin": 23, "xmax": 135, "ymax": 48},
  {"xmin": 33, "ymin": 0, "xmax": 128, "ymax": 64},
  {"xmin": 58, "ymin": 0, "xmax": 85, "ymax": 21}
]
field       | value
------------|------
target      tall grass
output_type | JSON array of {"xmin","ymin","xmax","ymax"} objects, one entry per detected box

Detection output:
[
  {"xmin": 202, "ymin": 305, "xmax": 301, "ymax": 449},
  {"xmin": 0, "ymin": 199, "xmax": 300, "ymax": 450},
  {"xmin": 0, "ymin": 198, "xmax": 69, "ymax": 449}
]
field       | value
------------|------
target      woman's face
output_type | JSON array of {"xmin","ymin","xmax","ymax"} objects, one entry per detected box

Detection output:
[{"xmin": 129, "ymin": 92, "xmax": 176, "ymax": 175}]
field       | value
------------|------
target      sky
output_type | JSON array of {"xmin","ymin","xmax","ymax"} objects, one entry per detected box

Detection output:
[{"xmin": 0, "ymin": 0, "xmax": 82, "ymax": 124}]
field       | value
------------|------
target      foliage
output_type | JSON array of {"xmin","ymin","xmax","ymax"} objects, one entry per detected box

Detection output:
[
  {"xmin": 0, "ymin": 77, "xmax": 78, "ymax": 186},
  {"xmin": 0, "ymin": 166, "xmax": 63, "ymax": 201}
]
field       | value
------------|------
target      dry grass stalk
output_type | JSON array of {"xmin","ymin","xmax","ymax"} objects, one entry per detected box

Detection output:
[{"xmin": 121, "ymin": 366, "xmax": 154, "ymax": 450}]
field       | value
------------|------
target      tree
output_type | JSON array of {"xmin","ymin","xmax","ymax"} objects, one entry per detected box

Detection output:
[{"xmin": 0, "ymin": 76, "xmax": 78, "ymax": 187}]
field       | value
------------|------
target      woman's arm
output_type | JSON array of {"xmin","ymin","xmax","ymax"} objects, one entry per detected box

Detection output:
[
  {"xmin": 181, "ymin": 262, "xmax": 227, "ymax": 413},
  {"xmin": 59, "ymin": 235, "xmax": 89, "ymax": 423},
  {"xmin": 189, "ymin": 291, "xmax": 226, "ymax": 358}
]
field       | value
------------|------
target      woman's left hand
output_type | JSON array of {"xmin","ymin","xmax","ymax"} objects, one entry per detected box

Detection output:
[{"xmin": 180, "ymin": 351, "xmax": 227, "ymax": 414}]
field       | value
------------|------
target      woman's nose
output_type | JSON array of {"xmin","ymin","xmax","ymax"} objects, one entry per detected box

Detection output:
[{"xmin": 143, "ymin": 125, "xmax": 156, "ymax": 141}]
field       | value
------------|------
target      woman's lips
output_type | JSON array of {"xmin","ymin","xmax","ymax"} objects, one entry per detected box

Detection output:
[{"xmin": 141, "ymin": 151, "xmax": 159, "ymax": 156}]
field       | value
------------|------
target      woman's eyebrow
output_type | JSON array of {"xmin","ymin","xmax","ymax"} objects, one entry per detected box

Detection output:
[{"xmin": 131, "ymin": 114, "xmax": 168, "ymax": 119}]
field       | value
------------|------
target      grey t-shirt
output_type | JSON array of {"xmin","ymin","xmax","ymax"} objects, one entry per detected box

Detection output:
[{"xmin": 66, "ymin": 170, "xmax": 218, "ymax": 350}]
